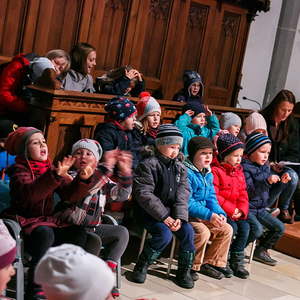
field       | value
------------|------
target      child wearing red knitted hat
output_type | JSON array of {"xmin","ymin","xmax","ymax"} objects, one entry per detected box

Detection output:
[{"xmin": 3, "ymin": 127, "xmax": 91, "ymax": 299}]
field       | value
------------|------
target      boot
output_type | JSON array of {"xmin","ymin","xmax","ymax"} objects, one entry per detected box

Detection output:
[
  {"xmin": 175, "ymin": 251, "xmax": 195, "ymax": 289},
  {"xmin": 278, "ymin": 209, "xmax": 292, "ymax": 223},
  {"xmin": 230, "ymin": 251, "xmax": 249, "ymax": 279},
  {"xmin": 131, "ymin": 245, "xmax": 161, "ymax": 283}
]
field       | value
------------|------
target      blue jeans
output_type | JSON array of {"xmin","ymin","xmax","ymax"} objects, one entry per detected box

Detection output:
[
  {"xmin": 227, "ymin": 219, "xmax": 250, "ymax": 252},
  {"xmin": 144, "ymin": 217, "xmax": 195, "ymax": 252},
  {"xmin": 247, "ymin": 210, "xmax": 285, "ymax": 249},
  {"xmin": 268, "ymin": 167, "xmax": 298, "ymax": 210}
]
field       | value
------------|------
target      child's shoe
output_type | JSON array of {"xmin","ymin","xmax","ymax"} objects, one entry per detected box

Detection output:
[
  {"xmin": 175, "ymin": 251, "xmax": 195, "ymax": 289},
  {"xmin": 199, "ymin": 263, "xmax": 224, "ymax": 280},
  {"xmin": 253, "ymin": 246, "xmax": 277, "ymax": 266},
  {"xmin": 212, "ymin": 264, "xmax": 233, "ymax": 278},
  {"xmin": 190, "ymin": 269, "xmax": 199, "ymax": 281},
  {"xmin": 230, "ymin": 251, "xmax": 249, "ymax": 279}
]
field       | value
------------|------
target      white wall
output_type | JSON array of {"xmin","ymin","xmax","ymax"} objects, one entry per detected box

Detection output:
[
  {"xmin": 237, "ymin": 0, "xmax": 283, "ymax": 110},
  {"xmin": 285, "ymin": 14, "xmax": 300, "ymax": 102}
]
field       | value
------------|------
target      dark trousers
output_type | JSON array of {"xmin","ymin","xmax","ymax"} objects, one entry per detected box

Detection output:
[
  {"xmin": 247, "ymin": 210, "xmax": 285, "ymax": 249},
  {"xmin": 227, "ymin": 219, "xmax": 250, "ymax": 252},
  {"xmin": 144, "ymin": 218, "xmax": 195, "ymax": 252}
]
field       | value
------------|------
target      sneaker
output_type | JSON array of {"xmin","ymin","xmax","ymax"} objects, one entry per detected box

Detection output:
[
  {"xmin": 111, "ymin": 287, "xmax": 120, "ymax": 298},
  {"xmin": 253, "ymin": 247, "xmax": 277, "ymax": 266},
  {"xmin": 212, "ymin": 265, "xmax": 234, "ymax": 278},
  {"xmin": 199, "ymin": 264, "xmax": 224, "ymax": 280},
  {"xmin": 190, "ymin": 269, "xmax": 199, "ymax": 281}
]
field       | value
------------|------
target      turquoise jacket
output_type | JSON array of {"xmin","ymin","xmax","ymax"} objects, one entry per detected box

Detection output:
[
  {"xmin": 175, "ymin": 114, "xmax": 220, "ymax": 155},
  {"xmin": 184, "ymin": 159, "xmax": 225, "ymax": 221}
]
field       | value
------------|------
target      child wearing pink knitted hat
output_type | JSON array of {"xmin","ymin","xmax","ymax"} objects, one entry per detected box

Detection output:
[{"xmin": 0, "ymin": 220, "xmax": 16, "ymax": 298}]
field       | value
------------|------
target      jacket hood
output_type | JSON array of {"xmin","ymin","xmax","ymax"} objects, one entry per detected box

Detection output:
[
  {"xmin": 212, "ymin": 160, "xmax": 242, "ymax": 173},
  {"xmin": 183, "ymin": 158, "xmax": 211, "ymax": 174},
  {"xmin": 183, "ymin": 71, "xmax": 204, "ymax": 97}
]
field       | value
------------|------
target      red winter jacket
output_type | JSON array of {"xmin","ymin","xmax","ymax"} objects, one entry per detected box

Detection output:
[
  {"xmin": 0, "ymin": 54, "xmax": 29, "ymax": 114},
  {"xmin": 211, "ymin": 162, "xmax": 249, "ymax": 220}
]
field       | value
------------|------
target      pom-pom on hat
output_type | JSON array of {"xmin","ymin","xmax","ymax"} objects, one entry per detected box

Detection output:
[
  {"xmin": 155, "ymin": 124, "xmax": 183, "ymax": 147},
  {"xmin": 138, "ymin": 91, "xmax": 151, "ymax": 99},
  {"xmin": 244, "ymin": 112, "xmax": 267, "ymax": 135},
  {"xmin": 217, "ymin": 133, "xmax": 244, "ymax": 160},
  {"xmin": 5, "ymin": 127, "xmax": 42, "ymax": 156},
  {"xmin": 183, "ymin": 101, "xmax": 205, "ymax": 116},
  {"xmin": 105, "ymin": 97, "xmax": 137, "ymax": 122},
  {"xmin": 35, "ymin": 244, "xmax": 114, "ymax": 300},
  {"xmin": 71, "ymin": 139, "xmax": 103, "ymax": 162},
  {"xmin": 136, "ymin": 95, "xmax": 161, "ymax": 121},
  {"xmin": 0, "ymin": 220, "xmax": 16, "ymax": 269},
  {"xmin": 245, "ymin": 132, "xmax": 272, "ymax": 156},
  {"xmin": 188, "ymin": 136, "xmax": 214, "ymax": 162},
  {"xmin": 219, "ymin": 112, "xmax": 242, "ymax": 130}
]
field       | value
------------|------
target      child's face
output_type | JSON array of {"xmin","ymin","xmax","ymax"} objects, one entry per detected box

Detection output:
[
  {"xmin": 146, "ymin": 112, "xmax": 161, "ymax": 129},
  {"xmin": 193, "ymin": 147, "xmax": 213, "ymax": 170},
  {"xmin": 249, "ymin": 143, "xmax": 271, "ymax": 166},
  {"xmin": 190, "ymin": 82, "xmax": 201, "ymax": 96},
  {"xmin": 86, "ymin": 51, "xmax": 97, "ymax": 74},
  {"xmin": 120, "ymin": 114, "xmax": 136, "ymax": 130},
  {"xmin": 224, "ymin": 148, "xmax": 243, "ymax": 167},
  {"xmin": 157, "ymin": 144, "xmax": 180, "ymax": 159},
  {"xmin": 0, "ymin": 264, "xmax": 15, "ymax": 292},
  {"xmin": 51, "ymin": 57, "xmax": 68, "ymax": 75},
  {"xmin": 27, "ymin": 132, "xmax": 48, "ymax": 161},
  {"xmin": 192, "ymin": 113, "xmax": 206, "ymax": 126},
  {"xmin": 227, "ymin": 125, "xmax": 241, "ymax": 136},
  {"xmin": 73, "ymin": 149, "xmax": 97, "ymax": 170}
]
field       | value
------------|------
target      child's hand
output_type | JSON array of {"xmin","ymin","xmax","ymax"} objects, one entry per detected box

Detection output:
[
  {"xmin": 270, "ymin": 162, "xmax": 283, "ymax": 173},
  {"xmin": 170, "ymin": 219, "xmax": 181, "ymax": 232},
  {"xmin": 117, "ymin": 151, "xmax": 132, "ymax": 176},
  {"xmin": 185, "ymin": 109, "xmax": 194, "ymax": 117},
  {"xmin": 102, "ymin": 149, "xmax": 119, "ymax": 171},
  {"xmin": 56, "ymin": 156, "xmax": 75, "ymax": 180},
  {"xmin": 205, "ymin": 105, "xmax": 212, "ymax": 116},
  {"xmin": 164, "ymin": 216, "xmax": 175, "ymax": 228},
  {"xmin": 267, "ymin": 174, "xmax": 280, "ymax": 184},
  {"xmin": 125, "ymin": 69, "xmax": 138, "ymax": 80},
  {"xmin": 232, "ymin": 208, "xmax": 242, "ymax": 219},
  {"xmin": 79, "ymin": 165, "xmax": 94, "ymax": 180},
  {"xmin": 281, "ymin": 172, "xmax": 291, "ymax": 183},
  {"xmin": 210, "ymin": 213, "xmax": 223, "ymax": 227}
]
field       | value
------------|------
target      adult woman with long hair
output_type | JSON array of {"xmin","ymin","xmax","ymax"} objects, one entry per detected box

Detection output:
[{"xmin": 261, "ymin": 89, "xmax": 299, "ymax": 223}]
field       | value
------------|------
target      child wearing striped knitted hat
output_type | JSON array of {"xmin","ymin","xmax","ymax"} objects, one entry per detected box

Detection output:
[
  {"xmin": 242, "ymin": 132, "xmax": 285, "ymax": 266},
  {"xmin": 132, "ymin": 124, "xmax": 195, "ymax": 289}
]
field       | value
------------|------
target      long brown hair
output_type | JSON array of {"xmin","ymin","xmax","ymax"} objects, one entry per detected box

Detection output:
[
  {"xmin": 70, "ymin": 42, "xmax": 95, "ymax": 75},
  {"xmin": 261, "ymin": 89, "xmax": 296, "ymax": 141}
]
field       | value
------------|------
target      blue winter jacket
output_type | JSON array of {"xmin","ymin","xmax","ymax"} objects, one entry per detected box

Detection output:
[
  {"xmin": 175, "ymin": 114, "xmax": 220, "ymax": 156},
  {"xmin": 241, "ymin": 158, "xmax": 272, "ymax": 213},
  {"xmin": 184, "ymin": 159, "xmax": 225, "ymax": 220}
]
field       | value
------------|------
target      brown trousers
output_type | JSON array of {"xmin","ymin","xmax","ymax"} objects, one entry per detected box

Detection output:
[{"xmin": 190, "ymin": 218, "xmax": 233, "ymax": 271}]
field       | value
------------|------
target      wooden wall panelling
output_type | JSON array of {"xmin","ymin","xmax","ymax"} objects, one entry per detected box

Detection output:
[
  {"xmin": 22, "ymin": 0, "xmax": 82, "ymax": 55},
  {"xmin": 0, "ymin": 0, "xmax": 28, "ymax": 56},
  {"xmin": 205, "ymin": 3, "xmax": 248, "ymax": 106}
]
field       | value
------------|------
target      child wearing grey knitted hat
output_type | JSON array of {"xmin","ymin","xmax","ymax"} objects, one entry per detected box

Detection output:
[
  {"xmin": 219, "ymin": 112, "xmax": 242, "ymax": 136},
  {"xmin": 132, "ymin": 124, "xmax": 196, "ymax": 289}
]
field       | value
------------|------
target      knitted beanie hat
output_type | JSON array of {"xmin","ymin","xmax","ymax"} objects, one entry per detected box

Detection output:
[
  {"xmin": 244, "ymin": 112, "xmax": 267, "ymax": 135},
  {"xmin": 136, "ymin": 95, "xmax": 161, "ymax": 121},
  {"xmin": 245, "ymin": 132, "xmax": 272, "ymax": 156},
  {"xmin": 0, "ymin": 220, "xmax": 16, "ymax": 269},
  {"xmin": 217, "ymin": 133, "xmax": 244, "ymax": 160},
  {"xmin": 188, "ymin": 136, "xmax": 214, "ymax": 162},
  {"xmin": 5, "ymin": 127, "xmax": 42, "ymax": 156},
  {"xmin": 219, "ymin": 112, "xmax": 242, "ymax": 130},
  {"xmin": 155, "ymin": 124, "xmax": 183, "ymax": 147},
  {"xmin": 35, "ymin": 244, "xmax": 114, "ymax": 300},
  {"xmin": 183, "ymin": 101, "xmax": 205, "ymax": 116},
  {"xmin": 105, "ymin": 97, "xmax": 137, "ymax": 122},
  {"xmin": 0, "ymin": 119, "xmax": 18, "ymax": 139},
  {"xmin": 71, "ymin": 139, "xmax": 103, "ymax": 162}
]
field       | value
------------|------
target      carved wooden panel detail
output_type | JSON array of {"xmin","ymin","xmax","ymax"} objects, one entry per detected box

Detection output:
[
  {"xmin": 140, "ymin": 0, "xmax": 173, "ymax": 78},
  {"xmin": 213, "ymin": 11, "xmax": 241, "ymax": 88}
]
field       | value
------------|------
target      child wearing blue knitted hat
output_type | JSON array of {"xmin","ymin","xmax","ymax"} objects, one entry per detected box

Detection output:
[{"xmin": 175, "ymin": 101, "xmax": 220, "ymax": 156}]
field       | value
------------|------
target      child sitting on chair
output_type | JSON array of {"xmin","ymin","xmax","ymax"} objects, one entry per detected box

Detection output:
[
  {"xmin": 175, "ymin": 101, "xmax": 220, "ymax": 156},
  {"xmin": 132, "ymin": 124, "xmax": 195, "ymax": 289},
  {"xmin": 184, "ymin": 137, "xmax": 233, "ymax": 280},
  {"xmin": 57, "ymin": 139, "xmax": 131, "ymax": 298},
  {"xmin": 242, "ymin": 132, "xmax": 285, "ymax": 266},
  {"xmin": 0, "ymin": 219, "xmax": 16, "ymax": 299}
]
